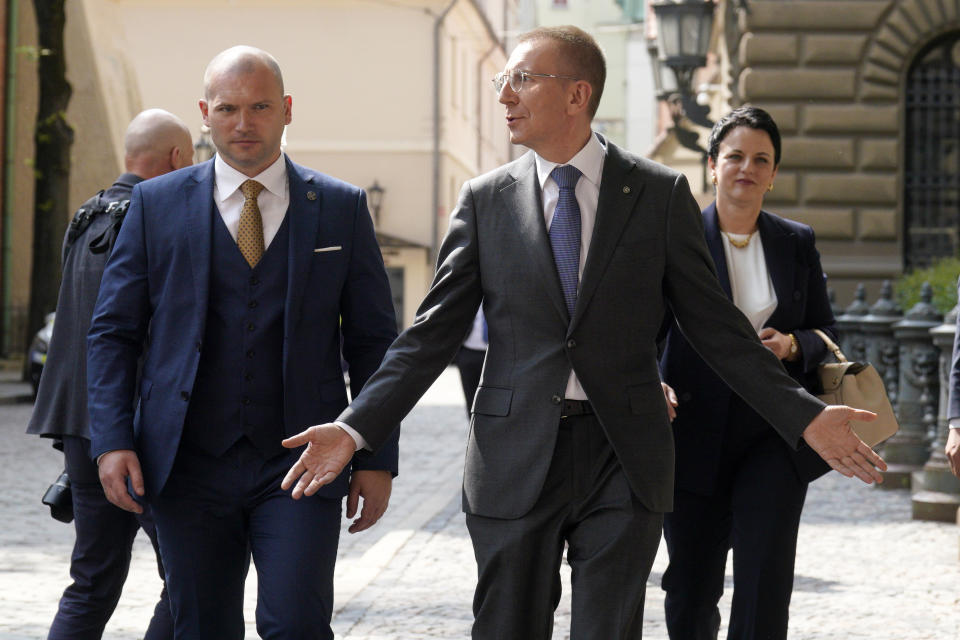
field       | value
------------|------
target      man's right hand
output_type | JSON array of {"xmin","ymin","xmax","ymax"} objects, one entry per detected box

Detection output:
[
  {"xmin": 281, "ymin": 424, "xmax": 356, "ymax": 499},
  {"xmin": 98, "ymin": 449, "xmax": 145, "ymax": 513}
]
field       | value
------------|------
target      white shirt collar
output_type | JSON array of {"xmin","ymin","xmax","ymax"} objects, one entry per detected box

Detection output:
[
  {"xmin": 534, "ymin": 131, "xmax": 607, "ymax": 190},
  {"xmin": 214, "ymin": 152, "xmax": 288, "ymax": 204}
]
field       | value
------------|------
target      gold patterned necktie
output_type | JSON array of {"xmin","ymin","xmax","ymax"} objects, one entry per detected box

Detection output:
[{"xmin": 238, "ymin": 179, "xmax": 265, "ymax": 268}]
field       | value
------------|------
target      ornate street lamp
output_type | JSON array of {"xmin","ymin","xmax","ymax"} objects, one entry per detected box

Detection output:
[
  {"xmin": 652, "ymin": 0, "xmax": 716, "ymax": 97},
  {"xmin": 367, "ymin": 180, "xmax": 385, "ymax": 226},
  {"xmin": 194, "ymin": 126, "xmax": 215, "ymax": 163}
]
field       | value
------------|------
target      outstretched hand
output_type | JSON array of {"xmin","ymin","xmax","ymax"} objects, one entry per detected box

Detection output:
[
  {"xmin": 281, "ymin": 424, "xmax": 356, "ymax": 499},
  {"xmin": 802, "ymin": 405, "xmax": 887, "ymax": 484}
]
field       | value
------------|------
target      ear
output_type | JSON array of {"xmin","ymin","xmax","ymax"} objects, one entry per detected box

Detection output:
[
  {"xmin": 707, "ymin": 155, "xmax": 716, "ymax": 172},
  {"xmin": 199, "ymin": 98, "xmax": 210, "ymax": 125},
  {"xmin": 169, "ymin": 145, "xmax": 183, "ymax": 170},
  {"xmin": 566, "ymin": 80, "xmax": 593, "ymax": 117},
  {"xmin": 283, "ymin": 95, "xmax": 293, "ymax": 125}
]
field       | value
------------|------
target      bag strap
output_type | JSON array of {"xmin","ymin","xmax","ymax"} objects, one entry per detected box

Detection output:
[{"xmin": 813, "ymin": 329, "xmax": 847, "ymax": 363}]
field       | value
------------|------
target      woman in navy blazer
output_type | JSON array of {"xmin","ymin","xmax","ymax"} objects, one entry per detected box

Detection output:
[{"xmin": 659, "ymin": 107, "xmax": 837, "ymax": 640}]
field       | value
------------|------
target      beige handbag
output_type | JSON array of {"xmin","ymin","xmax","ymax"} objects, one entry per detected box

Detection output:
[{"xmin": 813, "ymin": 329, "xmax": 899, "ymax": 447}]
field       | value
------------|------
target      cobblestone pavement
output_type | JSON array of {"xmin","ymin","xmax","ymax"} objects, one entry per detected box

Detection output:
[{"xmin": 1, "ymin": 368, "xmax": 958, "ymax": 639}]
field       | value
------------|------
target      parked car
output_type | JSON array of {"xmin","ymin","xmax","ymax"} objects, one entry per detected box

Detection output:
[{"xmin": 25, "ymin": 312, "xmax": 55, "ymax": 398}]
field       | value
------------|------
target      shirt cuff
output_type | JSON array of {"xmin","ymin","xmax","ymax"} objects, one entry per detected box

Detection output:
[
  {"xmin": 949, "ymin": 419, "xmax": 960, "ymax": 430},
  {"xmin": 335, "ymin": 421, "xmax": 369, "ymax": 451}
]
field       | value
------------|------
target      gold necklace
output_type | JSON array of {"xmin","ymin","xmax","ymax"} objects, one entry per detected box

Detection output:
[{"xmin": 723, "ymin": 230, "xmax": 755, "ymax": 249}]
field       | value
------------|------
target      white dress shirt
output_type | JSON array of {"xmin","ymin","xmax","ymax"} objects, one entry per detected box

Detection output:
[
  {"xmin": 535, "ymin": 131, "xmax": 607, "ymax": 400},
  {"xmin": 213, "ymin": 152, "xmax": 289, "ymax": 247},
  {"xmin": 720, "ymin": 231, "xmax": 778, "ymax": 333}
]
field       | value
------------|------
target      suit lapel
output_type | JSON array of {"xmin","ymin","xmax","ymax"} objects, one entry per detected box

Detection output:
[
  {"xmin": 284, "ymin": 158, "xmax": 322, "ymax": 340},
  {"xmin": 499, "ymin": 153, "xmax": 569, "ymax": 323},
  {"xmin": 702, "ymin": 202, "xmax": 732, "ymax": 298},
  {"xmin": 572, "ymin": 143, "xmax": 645, "ymax": 327},
  {"xmin": 758, "ymin": 211, "xmax": 795, "ymax": 328},
  {"xmin": 184, "ymin": 161, "xmax": 215, "ymax": 328}
]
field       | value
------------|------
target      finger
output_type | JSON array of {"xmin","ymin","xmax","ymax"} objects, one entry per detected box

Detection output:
[
  {"xmin": 667, "ymin": 388, "xmax": 678, "ymax": 406},
  {"xmin": 848, "ymin": 451, "xmax": 885, "ymax": 484},
  {"xmin": 105, "ymin": 479, "xmax": 142, "ymax": 513},
  {"xmin": 281, "ymin": 430, "xmax": 312, "ymax": 449},
  {"xmin": 281, "ymin": 459, "xmax": 307, "ymax": 491},
  {"xmin": 302, "ymin": 471, "xmax": 338, "ymax": 497},
  {"xmin": 858, "ymin": 442, "xmax": 887, "ymax": 472},
  {"xmin": 128, "ymin": 463, "xmax": 145, "ymax": 497},
  {"xmin": 758, "ymin": 327, "xmax": 775, "ymax": 338},
  {"xmin": 847, "ymin": 408, "xmax": 878, "ymax": 421},
  {"xmin": 346, "ymin": 484, "xmax": 360, "ymax": 519},
  {"xmin": 349, "ymin": 502, "xmax": 384, "ymax": 533},
  {"xmin": 826, "ymin": 458, "xmax": 854, "ymax": 478}
]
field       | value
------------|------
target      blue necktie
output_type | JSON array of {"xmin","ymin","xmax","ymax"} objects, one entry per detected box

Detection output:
[{"xmin": 549, "ymin": 165, "xmax": 582, "ymax": 317}]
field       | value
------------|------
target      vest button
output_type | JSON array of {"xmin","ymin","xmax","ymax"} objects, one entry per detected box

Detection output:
[
  {"xmin": 244, "ymin": 372, "xmax": 253, "ymax": 382},
  {"xmin": 551, "ymin": 395, "xmax": 562, "ymax": 405},
  {"xmin": 248, "ymin": 300, "xmax": 258, "ymax": 309},
  {"xmin": 242, "ymin": 396, "xmax": 251, "ymax": 406},
  {"xmin": 567, "ymin": 339, "xmax": 577, "ymax": 349},
  {"xmin": 249, "ymin": 276, "xmax": 260, "ymax": 286},
  {"xmin": 246, "ymin": 350, "xmax": 255, "ymax": 359},
  {"xmin": 247, "ymin": 323, "xmax": 256, "ymax": 332}
]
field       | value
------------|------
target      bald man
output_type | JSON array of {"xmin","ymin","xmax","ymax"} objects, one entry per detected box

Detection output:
[
  {"xmin": 87, "ymin": 47, "xmax": 398, "ymax": 637},
  {"xmin": 28, "ymin": 108, "xmax": 193, "ymax": 640}
]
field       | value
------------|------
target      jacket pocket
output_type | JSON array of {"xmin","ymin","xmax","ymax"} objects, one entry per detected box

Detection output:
[
  {"xmin": 627, "ymin": 379, "xmax": 665, "ymax": 415},
  {"xmin": 473, "ymin": 386, "xmax": 512, "ymax": 417}
]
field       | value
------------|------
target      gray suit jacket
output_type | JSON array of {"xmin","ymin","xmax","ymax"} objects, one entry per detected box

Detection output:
[{"xmin": 340, "ymin": 139, "xmax": 825, "ymax": 519}]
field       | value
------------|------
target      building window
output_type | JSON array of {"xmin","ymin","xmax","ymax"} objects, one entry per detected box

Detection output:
[{"xmin": 903, "ymin": 31, "xmax": 960, "ymax": 270}]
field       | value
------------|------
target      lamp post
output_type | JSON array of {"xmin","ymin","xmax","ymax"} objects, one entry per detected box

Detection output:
[
  {"xmin": 367, "ymin": 180, "xmax": 385, "ymax": 226},
  {"xmin": 649, "ymin": 0, "xmax": 716, "ymax": 187},
  {"xmin": 194, "ymin": 126, "xmax": 215, "ymax": 163}
]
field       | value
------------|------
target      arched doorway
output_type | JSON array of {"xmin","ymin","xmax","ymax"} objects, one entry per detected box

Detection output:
[{"xmin": 903, "ymin": 31, "xmax": 960, "ymax": 270}]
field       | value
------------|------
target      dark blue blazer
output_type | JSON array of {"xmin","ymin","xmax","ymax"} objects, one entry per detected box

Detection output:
[
  {"xmin": 659, "ymin": 203, "xmax": 835, "ymax": 492},
  {"xmin": 87, "ymin": 157, "xmax": 400, "ymax": 498}
]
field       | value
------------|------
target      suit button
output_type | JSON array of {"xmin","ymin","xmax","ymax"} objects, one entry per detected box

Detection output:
[
  {"xmin": 247, "ymin": 323, "xmax": 256, "ymax": 332},
  {"xmin": 195, "ymin": 341, "xmax": 202, "ymax": 352},
  {"xmin": 246, "ymin": 350, "xmax": 255, "ymax": 358},
  {"xmin": 551, "ymin": 395, "xmax": 562, "ymax": 405},
  {"xmin": 248, "ymin": 300, "xmax": 258, "ymax": 309},
  {"xmin": 242, "ymin": 396, "xmax": 251, "ymax": 406},
  {"xmin": 680, "ymin": 392, "xmax": 692, "ymax": 403},
  {"xmin": 180, "ymin": 391, "xmax": 190, "ymax": 401},
  {"xmin": 244, "ymin": 372, "xmax": 253, "ymax": 382},
  {"xmin": 567, "ymin": 339, "xmax": 577, "ymax": 349},
  {"xmin": 249, "ymin": 276, "xmax": 260, "ymax": 286}
]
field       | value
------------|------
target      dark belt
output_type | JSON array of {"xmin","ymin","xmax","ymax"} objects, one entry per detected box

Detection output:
[{"xmin": 561, "ymin": 399, "xmax": 593, "ymax": 417}]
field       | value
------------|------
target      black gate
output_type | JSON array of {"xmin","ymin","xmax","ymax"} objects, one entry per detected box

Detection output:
[{"xmin": 904, "ymin": 32, "xmax": 960, "ymax": 270}]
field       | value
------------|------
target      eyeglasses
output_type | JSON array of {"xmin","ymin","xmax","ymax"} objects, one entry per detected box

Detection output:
[{"xmin": 491, "ymin": 69, "xmax": 579, "ymax": 94}]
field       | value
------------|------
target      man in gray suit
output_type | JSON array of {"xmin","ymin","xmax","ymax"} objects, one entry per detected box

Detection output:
[{"xmin": 281, "ymin": 26, "xmax": 885, "ymax": 638}]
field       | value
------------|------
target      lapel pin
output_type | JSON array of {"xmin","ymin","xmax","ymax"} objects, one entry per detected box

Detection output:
[
  {"xmin": 306, "ymin": 191, "xmax": 317, "ymax": 201},
  {"xmin": 622, "ymin": 186, "xmax": 631, "ymax": 194}
]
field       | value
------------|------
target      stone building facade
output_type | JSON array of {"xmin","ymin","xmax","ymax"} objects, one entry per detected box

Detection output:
[{"xmin": 657, "ymin": 0, "xmax": 960, "ymax": 301}]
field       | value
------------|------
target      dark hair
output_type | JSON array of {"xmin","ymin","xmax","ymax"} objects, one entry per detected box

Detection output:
[
  {"xmin": 707, "ymin": 106, "xmax": 781, "ymax": 166},
  {"xmin": 519, "ymin": 25, "xmax": 606, "ymax": 119}
]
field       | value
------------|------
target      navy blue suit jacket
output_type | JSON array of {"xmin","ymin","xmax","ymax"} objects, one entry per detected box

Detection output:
[
  {"xmin": 660, "ymin": 203, "xmax": 835, "ymax": 492},
  {"xmin": 87, "ymin": 157, "xmax": 399, "ymax": 498}
]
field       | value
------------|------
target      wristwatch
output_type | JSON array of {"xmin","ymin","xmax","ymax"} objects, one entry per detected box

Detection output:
[{"xmin": 787, "ymin": 333, "xmax": 799, "ymax": 359}]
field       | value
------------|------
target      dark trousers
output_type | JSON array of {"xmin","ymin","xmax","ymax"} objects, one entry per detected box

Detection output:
[
  {"xmin": 662, "ymin": 399, "xmax": 808, "ymax": 640},
  {"xmin": 49, "ymin": 436, "xmax": 172, "ymax": 640},
  {"xmin": 465, "ymin": 413, "xmax": 663, "ymax": 640},
  {"xmin": 152, "ymin": 438, "xmax": 341, "ymax": 640},
  {"xmin": 454, "ymin": 346, "xmax": 485, "ymax": 417}
]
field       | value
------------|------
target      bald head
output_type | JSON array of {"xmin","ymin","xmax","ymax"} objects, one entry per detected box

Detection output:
[
  {"xmin": 124, "ymin": 109, "xmax": 194, "ymax": 179},
  {"xmin": 203, "ymin": 46, "xmax": 284, "ymax": 99}
]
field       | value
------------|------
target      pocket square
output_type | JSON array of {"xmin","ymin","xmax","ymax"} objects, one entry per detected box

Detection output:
[{"xmin": 313, "ymin": 246, "xmax": 342, "ymax": 253}]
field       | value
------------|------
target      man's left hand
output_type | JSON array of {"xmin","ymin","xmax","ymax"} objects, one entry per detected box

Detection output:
[
  {"xmin": 346, "ymin": 470, "xmax": 392, "ymax": 533},
  {"xmin": 946, "ymin": 428, "xmax": 960, "ymax": 478},
  {"xmin": 802, "ymin": 405, "xmax": 887, "ymax": 484}
]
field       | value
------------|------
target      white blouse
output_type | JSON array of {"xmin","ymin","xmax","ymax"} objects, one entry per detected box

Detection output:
[{"xmin": 721, "ymin": 231, "xmax": 778, "ymax": 333}]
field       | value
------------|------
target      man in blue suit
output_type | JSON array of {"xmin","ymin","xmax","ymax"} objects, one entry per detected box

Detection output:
[{"xmin": 87, "ymin": 46, "xmax": 399, "ymax": 638}]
